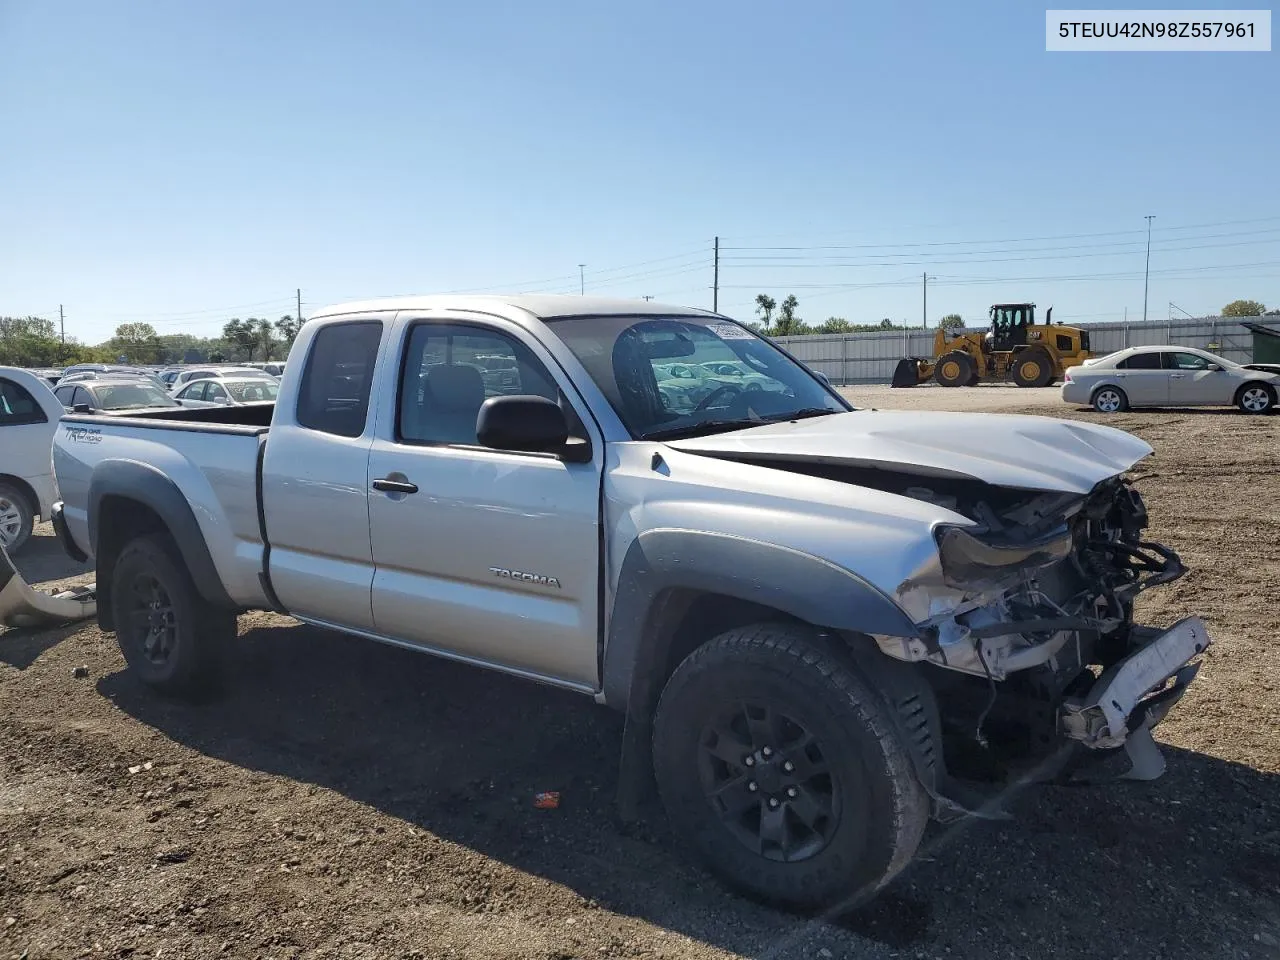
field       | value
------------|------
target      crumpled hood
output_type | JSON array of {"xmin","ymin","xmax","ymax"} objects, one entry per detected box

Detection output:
[{"xmin": 666, "ymin": 409, "xmax": 1152, "ymax": 494}]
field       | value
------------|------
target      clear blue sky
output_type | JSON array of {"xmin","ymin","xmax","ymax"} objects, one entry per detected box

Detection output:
[{"xmin": 2, "ymin": 0, "xmax": 1277, "ymax": 343}]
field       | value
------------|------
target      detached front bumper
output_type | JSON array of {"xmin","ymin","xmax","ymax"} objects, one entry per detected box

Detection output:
[{"xmin": 1060, "ymin": 616, "xmax": 1209, "ymax": 755}]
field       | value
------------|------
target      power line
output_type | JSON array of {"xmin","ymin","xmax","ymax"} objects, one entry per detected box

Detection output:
[{"xmin": 718, "ymin": 214, "xmax": 1280, "ymax": 250}]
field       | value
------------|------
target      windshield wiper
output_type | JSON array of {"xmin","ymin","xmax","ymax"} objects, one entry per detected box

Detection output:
[
  {"xmin": 639, "ymin": 419, "xmax": 765, "ymax": 441},
  {"xmin": 757, "ymin": 407, "xmax": 841, "ymax": 423}
]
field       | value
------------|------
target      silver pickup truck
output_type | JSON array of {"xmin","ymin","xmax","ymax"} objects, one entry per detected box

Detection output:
[{"xmin": 50, "ymin": 295, "xmax": 1210, "ymax": 909}]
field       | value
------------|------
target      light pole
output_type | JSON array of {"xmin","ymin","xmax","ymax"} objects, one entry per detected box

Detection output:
[
  {"xmin": 1142, "ymin": 215, "xmax": 1155, "ymax": 323},
  {"xmin": 579, "ymin": 264, "xmax": 585, "ymax": 296}
]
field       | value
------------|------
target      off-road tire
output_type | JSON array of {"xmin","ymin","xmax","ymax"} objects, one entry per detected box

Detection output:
[
  {"xmin": 934, "ymin": 351, "xmax": 974, "ymax": 388},
  {"xmin": 652, "ymin": 623, "xmax": 929, "ymax": 911},
  {"xmin": 0, "ymin": 482, "xmax": 35, "ymax": 555},
  {"xmin": 1011, "ymin": 350, "xmax": 1054, "ymax": 388},
  {"xmin": 110, "ymin": 533, "xmax": 236, "ymax": 698},
  {"xmin": 1092, "ymin": 385, "xmax": 1128, "ymax": 413},
  {"xmin": 1235, "ymin": 382, "xmax": 1275, "ymax": 414}
]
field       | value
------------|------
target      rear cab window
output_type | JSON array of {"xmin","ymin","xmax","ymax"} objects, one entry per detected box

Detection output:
[{"xmin": 296, "ymin": 321, "xmax": 384, "ymax": 437}]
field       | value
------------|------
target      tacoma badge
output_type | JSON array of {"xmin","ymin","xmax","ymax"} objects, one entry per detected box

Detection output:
[{"xmin": 489, "ymin": 567, "xmax": 562, "ymax": 589}]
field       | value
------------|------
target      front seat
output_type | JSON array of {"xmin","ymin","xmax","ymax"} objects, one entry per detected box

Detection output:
[{"xmin": 423, "ymin": 364, "xmax": 486, "ymax": 444}]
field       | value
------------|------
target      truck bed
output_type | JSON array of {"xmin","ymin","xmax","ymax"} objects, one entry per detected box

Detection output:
[
  {"xmin": 74, "ymin": 402, "xmax": 276, "ymax": 431},
  {"xmin": 53, "ymin": 407, "xmax": 273, "ymax": 608}
]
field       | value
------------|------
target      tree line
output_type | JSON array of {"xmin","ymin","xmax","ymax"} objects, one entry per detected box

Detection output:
[
  {"xmin": 0, "ymin": 315, "xmax": 302, "ymax": 367},
  {"xmin": 746, "ymin": 294, "xmax": 964, "ymax": 336}
]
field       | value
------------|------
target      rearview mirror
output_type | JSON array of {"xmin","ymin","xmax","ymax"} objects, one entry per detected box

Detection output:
[
  {"xmin": 477, "ymin": 395, "xmax": 587, "ymax": 460},
  {"xmin": 641, "ymin": 336, "xmax": 697, "ymax": 360}
]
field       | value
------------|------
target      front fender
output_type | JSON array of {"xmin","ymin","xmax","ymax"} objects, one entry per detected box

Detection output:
[{"xmin": 600, "ymin": 527, "xmax": 920, "ymax": 712}]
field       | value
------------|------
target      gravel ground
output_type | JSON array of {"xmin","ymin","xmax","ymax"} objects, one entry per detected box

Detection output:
[{"xmin": 2, "ymin": 385, "xmax": 1278, "ymax": 960}]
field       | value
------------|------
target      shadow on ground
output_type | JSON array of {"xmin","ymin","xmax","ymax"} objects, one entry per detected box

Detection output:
[{"xmin": 100, "ymin": 619, "xmax": 1280, "ymax": 959}]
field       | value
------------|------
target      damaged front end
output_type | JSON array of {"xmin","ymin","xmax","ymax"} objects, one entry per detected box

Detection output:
[{"xmin": 875, "ymin": 474, "xmax": 1208, "ymax": 788}]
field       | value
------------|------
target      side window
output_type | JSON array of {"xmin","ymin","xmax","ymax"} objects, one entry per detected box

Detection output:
[
  {"xmin": 1118, "ymin": 352, "xmax": 1161, "ymax": 370},
  {"xmin": 1168, "ymin": 352, "xmax": 1210, "ymax": 371},
  {"xmin": 296, "ymin": 321, "xmax": 384, "ymax": 437},
  {"xmin": 54, "ymin": 386, "xmax": 74, "ymax": 406},
  {"xmin": 205, "ymin": 383, "xmax": 228, "ymax": 402},
  {"xmin": 397, "ymin": 323, "xmax": 560, "ymax": 446},
  {"xmin": 184, "ymin": 383, "xmax": 206, "ymax": 401},
  {"xmin": 0, "ymin": 379, "xmax": 48, "ymax": 426},
  {"xmin": 72, "ymin": 387, "xmax": 91, "ymax": 408}
]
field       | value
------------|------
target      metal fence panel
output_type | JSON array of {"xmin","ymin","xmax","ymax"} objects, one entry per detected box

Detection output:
[{"xmin": 772, "ymin": 317, "xmax": 1277, "ymax": 384}]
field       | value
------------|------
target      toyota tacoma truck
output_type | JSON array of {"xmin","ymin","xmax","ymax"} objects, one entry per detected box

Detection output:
[{"xmin": 49, "ymin": 295, "xmax": 1210, "ymax": 910}]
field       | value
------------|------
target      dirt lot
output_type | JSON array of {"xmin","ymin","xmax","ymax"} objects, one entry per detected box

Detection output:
[{"xmin": 3, "ymin": 385, "xmax": 1278, "ymax": 960}]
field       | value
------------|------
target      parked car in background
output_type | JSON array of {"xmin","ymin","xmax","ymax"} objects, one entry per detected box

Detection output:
[
  {"xmin": 698, "ymin": 359, "xmax": 786, "ymax": 393},
  {"xmin": 1063, "ymin": 345, "xmax": 1280, "ymax": 414},
  {"xmin": 173, "ymin": 376, "xmax": 279, "ymax": 407},
  {"xmin": 52, "ymin": 378, "xmax": 184, "ymax": 416},
  {"xmin": 169, "ymin": 365, "xmax": 277, "ymax": 393},
  {"xmin": 243, "ymin": 361, "xmax": 287, "ymax": 377},
  {"xmin": 57, "ymin": 365, "xmax": 166, "ymax": 389},
  {"xmin": 0, "ymin": 366, "xmax": 65, "ymax": 552}
]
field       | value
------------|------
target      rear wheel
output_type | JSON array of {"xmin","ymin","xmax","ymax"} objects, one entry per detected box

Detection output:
[
  {"xmin": 0, "ymin": 483, "xmax": 34, "ymax": 554},
  {"xmin": 1092, "ymin": 386, "xmax": 1128, "ymax": 413},
  {"xmin": 1011, "ymin": 351, "xmax": 1054, "ymax": 388},
  {"xmin": 652, "ymin": 624, "xmax": 929, "ymax": 911},
  {"xmin": 1236, "ymin": 383, "xmax": 1275, "ymax": 414},
  {"xmin": 110, "ymin": 533, "xmax": 236, "ymax": 698},
  {"xmin": 934, "ymin": 351, "xmax": 974, "ymax": 388}
]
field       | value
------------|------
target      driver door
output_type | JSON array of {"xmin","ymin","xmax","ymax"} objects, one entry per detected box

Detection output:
[{"xmin": 1164, "ymin": 352, "xmax": 1229, "ymax": 405}]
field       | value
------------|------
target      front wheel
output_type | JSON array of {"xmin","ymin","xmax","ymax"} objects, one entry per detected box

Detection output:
[
  {"xmin": 1236, "ymin": 383, "xmax": 1275, "ymax": 414},
  {"xmin": 110, "ymin": 533, "xmax": 236, "ymax": 698},
  {"xmin": 652, "ymin": 624, "xmax": 929, "ymax": 911}
]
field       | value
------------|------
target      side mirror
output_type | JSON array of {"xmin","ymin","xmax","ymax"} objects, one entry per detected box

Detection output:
[
  {"xmin": 477, "ymin": 395, "xmax": 586, "ymax": 460},
  {"xmin": 73, "ymin": 403, "xmax": 92, "ymax": 414},
  {"xmin": 1207, "ymin": 363, "xmax": 1222, "ymax": 371},
  {"xmin": 815, "ymin": 371, "xmax": 832, "ymax": 387}
]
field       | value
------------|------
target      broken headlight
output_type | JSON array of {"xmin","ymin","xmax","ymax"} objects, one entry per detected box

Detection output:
[{"xmin": 933, "ymin": 524, "xmax": 1073, "ymax": 589}]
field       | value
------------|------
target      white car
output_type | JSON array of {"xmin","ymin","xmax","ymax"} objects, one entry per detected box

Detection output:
[
  {"xmin": 0, "ymin": 367, "xmax": 66, "ymax": 553},
  {"xmin": 172, "ymin": 376, "xmax": 280, "ymax": 407},
  {"xmin": 1062, "ymin": 345, "xmax": 1280, "ymax": 414},
  {"xmin": 168, "ymin": 366, "xmax": 278, "ymax": 394}
]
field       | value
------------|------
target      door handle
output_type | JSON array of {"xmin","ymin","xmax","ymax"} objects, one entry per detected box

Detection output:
[
  {"xmin": 1169, "ymin": 373, "xmax": 1185, "ymax": 379},
  {"xmin": 372, "ymin": 477, "xmax": 419, "ymax": 494}
]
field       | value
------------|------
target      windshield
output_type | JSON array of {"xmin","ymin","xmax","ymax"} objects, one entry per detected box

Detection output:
[
  {"xmin": 545, "ymin": 314, "xmax": 848, "ymax": 439},
  {"xmin": 225, "ymin": 380, "xmax": 279, "ymax": 402},
  {"xmin": 93, "ymin": 382, "xmax": 180, "ymax": 410}
]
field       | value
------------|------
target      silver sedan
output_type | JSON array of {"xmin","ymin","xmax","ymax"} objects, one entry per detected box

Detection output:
[{"xmin": 1062, "ymin": 346, "xmax": 1279, "ymax": 414}]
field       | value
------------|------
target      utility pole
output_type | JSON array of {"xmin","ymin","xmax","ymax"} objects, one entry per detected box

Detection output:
[
  {"xmin": 922, "ymin": 273, "xmax": 929, "ymax": 329},
  {"xmin": 578, "ymin": 264, "xmax": 585, "ymax": 296},
  {"xmin": 642, "ymin": 295, "xmax": 654, "ymax": 301},
  {"xmin": 713, "ymin": 236, "xmax": 720, "ymax": 312},
  {"xmin": 59, "ymin": 305, "xmax": 65, "ymax": 362},
  {"xmin": 1142, "ymin": 215, "xmax": 1155, "ymax": 323},
  {"xmin": 297, "ymin": 288, "xmax": 302, "ymax": 325}
]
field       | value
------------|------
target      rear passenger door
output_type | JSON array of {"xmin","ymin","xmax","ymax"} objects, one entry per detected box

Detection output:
[
  {"xmin": 1114, "ymin": 352, "xmax": 1168, "ymax": 406},
  {"xmin": 365, "ymin": 314, "xmax": 603, "ymax": 689},
  {"xmin": 260, "ymin": 317, "xmax": 392, "ymax": 631}
]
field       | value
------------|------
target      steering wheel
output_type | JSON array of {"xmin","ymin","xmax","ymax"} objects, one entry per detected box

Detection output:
[{"xmin": 694, "ymin": 383, "xmax": 744, "ymax": 412}]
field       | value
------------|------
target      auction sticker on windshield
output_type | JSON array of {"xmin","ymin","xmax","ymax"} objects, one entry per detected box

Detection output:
[{"xmin": 708, "ymin": 323, "xmax": 755, "ymax": 340}]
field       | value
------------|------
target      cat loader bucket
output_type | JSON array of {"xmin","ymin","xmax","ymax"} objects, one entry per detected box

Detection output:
[
  {"xmin": 892, "ymin": 357, "xmax": 928, "ymax": 388},
  {"xmin": 0, "ymin": 541, "xmax": 96, "ymax": 630}
]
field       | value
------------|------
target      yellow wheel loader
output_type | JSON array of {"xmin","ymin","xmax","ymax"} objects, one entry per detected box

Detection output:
[{"xmin": 892, "ymin": 303, "xmax": 1092, "ymax": 388}]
